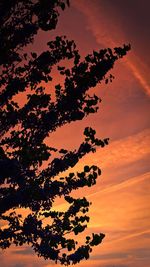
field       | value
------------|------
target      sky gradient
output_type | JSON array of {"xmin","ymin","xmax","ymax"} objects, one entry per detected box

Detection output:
[{"xmin": 1, "ymin": 1, "xmax": 150, "ymax": 267}]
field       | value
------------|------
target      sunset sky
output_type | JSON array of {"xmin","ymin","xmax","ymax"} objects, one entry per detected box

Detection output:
[{"xmin": 1, "ymin": 1, "xmax": 150, "ymax": 267}]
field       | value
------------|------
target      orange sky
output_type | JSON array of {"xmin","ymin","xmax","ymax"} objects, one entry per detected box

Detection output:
[{"xmin": 1, "ymin": 1, "xmax": 150, "ymax": 267}]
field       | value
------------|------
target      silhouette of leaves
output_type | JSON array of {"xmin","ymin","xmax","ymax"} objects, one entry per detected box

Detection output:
[{"xmin": 0, "ymin": 0, "xmax": 130, "ymax": 265}]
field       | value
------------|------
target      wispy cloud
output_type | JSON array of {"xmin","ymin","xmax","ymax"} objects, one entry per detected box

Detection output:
[
  {"xmin": 93, "ymin": 128, "xmax": 150, "ymax": 169},
  {"xmin": 73, "ymin": 0, "xmax": 150, "ymax": 96},
  {"xmin": 87, "ymin": 172, "xmax": 150, "ymax": 198}
]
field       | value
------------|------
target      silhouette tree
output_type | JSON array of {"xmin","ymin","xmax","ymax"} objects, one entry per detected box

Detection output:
[{"xmin": 0, "ymin": 0, "xmax": 130, "ymax": 265}]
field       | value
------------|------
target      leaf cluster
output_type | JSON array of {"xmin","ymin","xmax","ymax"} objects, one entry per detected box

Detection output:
[{"xmin": 0, "ymin": 0, "xmax": 130, "ymax": 265}]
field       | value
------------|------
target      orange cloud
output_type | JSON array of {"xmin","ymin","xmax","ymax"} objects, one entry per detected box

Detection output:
[
  {"xmin": 92, "ymin": 128, "xmax": 150, "ymax": 169},
  {"xmin": 87, "ymin": 172, "xmax": 150, "ymax": 198},
  {"xmin": 73, "ymin": 0, "xmax": 150, "ymax": 96}
]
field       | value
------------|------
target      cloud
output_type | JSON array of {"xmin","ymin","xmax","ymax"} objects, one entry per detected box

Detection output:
[
  {"xmin": 115, "ymin": 231, "xmax": 150, "ymax": 245},
  {"xmin": 87, "ymin": 172, "xmax": 150, "ymax": 198},
  {"xmin": 103, "ymin": 265, "xmax": 128, "ymax": 267},
  {"xmin": 52, "ymin": 128, "xmax": 150, "ymax": 214},
  {"xmin": 73, "ymin": 0, "xmax": 150, "ymax": 96},
  {"xmin": 12, "ymin": 247, "xmax": 34, "ymax": 256},
  {"xmin": 126, "ymin": 57, "xmax": 150, "ymax": 97},
  {"xmin": 94, "ymin": 128, "xmax": 150, "ymax": 170},
  {"xmin": 13, "ymin": 264, "xmax": 26, "ymax": 267},
  {"xmin": 89, "ymin": 247, "xmax": 150, "ymax": 266},
  {"xmin": 67, "ymin": 128, "xmax": 150, "ymax": 191},
  {"xmin": 92, "ymin": 252, "xmax": 128, "ymax": 260}
]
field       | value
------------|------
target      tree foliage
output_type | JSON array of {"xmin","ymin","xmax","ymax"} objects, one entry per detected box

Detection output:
[{"xmin": 0, "ymin": 0, "xmax": 130, "ymax": 265}]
